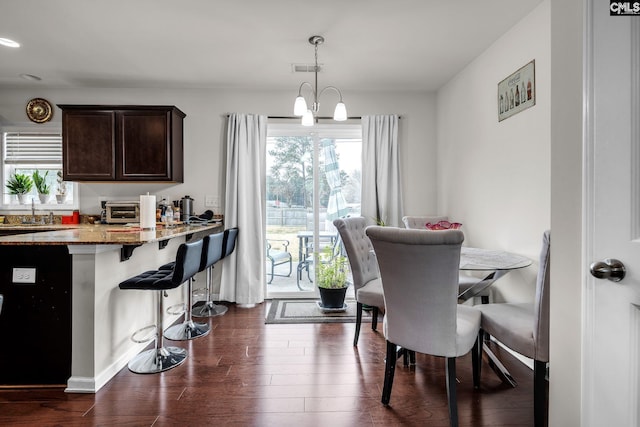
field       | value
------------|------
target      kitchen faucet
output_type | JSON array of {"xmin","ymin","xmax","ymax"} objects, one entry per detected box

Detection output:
[{"xmin": 24, "ymin": 199, "xmax": 46, "ymax": 224}]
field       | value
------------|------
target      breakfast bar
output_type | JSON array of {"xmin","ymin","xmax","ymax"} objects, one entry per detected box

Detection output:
[{"xmin": 0, "ymin": 222, "xmax": 222, "ymax": 393}]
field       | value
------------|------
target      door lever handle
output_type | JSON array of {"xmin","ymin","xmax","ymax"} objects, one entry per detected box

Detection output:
[{"xmin": 590, "ymin": 259, "xmax": 626, "ymax": 282}]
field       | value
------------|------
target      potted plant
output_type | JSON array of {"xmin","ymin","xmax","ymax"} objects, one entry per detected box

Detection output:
[
  {"xmin": 32, "ymin": 170, "xmax": 51, "ymax": 204},
  {"xmin": 373, "ymin": 216, "xmax": 387, "ymax": 226},
  {"xmin": 316, "ymin": 244, "xmax": 349, "ymax": 309},
  {"xmin": 6, "ymin": 172, "xmax": 33, "ymax": 204},
  {"xmin": 56, "ymin": 170, "xmax": 67, "ymax": 203}
]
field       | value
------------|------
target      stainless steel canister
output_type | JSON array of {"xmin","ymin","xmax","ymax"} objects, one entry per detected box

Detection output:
[{"xmin": 180, "ymin": 195, "xmax": 194, "ymax": 222}]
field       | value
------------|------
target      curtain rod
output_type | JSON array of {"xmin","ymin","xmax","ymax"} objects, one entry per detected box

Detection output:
[
  {"xmin": 225, "ymin": 115, "xmax": 401, "ymax": 119},
  {"xmin": 267, "ymin": 115, "xmax": 362, "ymax": 120}
]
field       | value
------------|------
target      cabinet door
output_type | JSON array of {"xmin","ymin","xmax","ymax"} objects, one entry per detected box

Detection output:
[
  {"xmin": 62, "ymin": 110, "xmax": 115, "ymax": 180},
  {"xmin": 118, "ymin": 110, "xmax": 171, "ymax": 181}
]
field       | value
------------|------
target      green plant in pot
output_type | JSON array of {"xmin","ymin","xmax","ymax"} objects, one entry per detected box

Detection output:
[
  {"xmin": 316, "ymin": 244, "xmax": 349, "ymax": 309},
  {"xmin": 32, "ymin": 170, "xmax": 50, "ymax": 204},
  {"xmin": 55, "ymin": 170, "xmax": 67, "ymax": 203},
  {"xmin": 6, "ymin": 172, "xmax": 33, "ymax": 204}
]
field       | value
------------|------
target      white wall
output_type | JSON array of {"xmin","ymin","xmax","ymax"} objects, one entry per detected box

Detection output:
[
  {"xmin": 0, "ymin": 88, "xmax": 437, "ymax": 219},
  {"xmin": 436, "ymin": 1, "xmax": 551, "ymax": 303},
  {"xmin": 549, "ymin": 0, "xmax": 583, "ymax": 424}
]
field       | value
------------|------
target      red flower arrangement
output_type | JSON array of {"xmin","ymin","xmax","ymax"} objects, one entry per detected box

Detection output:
[{"xmin": 425, "ymin": 220, "xmax": 462, "ymax": 230}]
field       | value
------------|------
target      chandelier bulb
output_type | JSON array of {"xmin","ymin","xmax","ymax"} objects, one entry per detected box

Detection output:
[
  {"xmin": 333, "ymin": 102, "xmax": 347, "ymax": 121},
  {"xmin": 301, "ymin": 110, "xmax": 314, "ymax": 126},
  {"xmin": 294, "ymin": 96, "xmax": 307, "ymax": 116}
]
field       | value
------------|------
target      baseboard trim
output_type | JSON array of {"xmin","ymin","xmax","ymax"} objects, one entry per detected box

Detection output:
[
  {"xmin": 65, "ymin": 376, "xmax": 96, "ymax": 393},
  {"xmin": 65, "ymin": 342, "xmax": 146, "ymax": 393}
]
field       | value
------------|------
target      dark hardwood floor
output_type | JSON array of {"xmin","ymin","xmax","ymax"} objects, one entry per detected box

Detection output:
[{"xmin": 0, "ymin": 303, "xmax": 537, "ymax": 426}]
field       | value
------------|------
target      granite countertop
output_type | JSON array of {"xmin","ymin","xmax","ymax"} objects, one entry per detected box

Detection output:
[{"xmin": 0, "ymin": 222, "xmax": 223, "ymax": 245}]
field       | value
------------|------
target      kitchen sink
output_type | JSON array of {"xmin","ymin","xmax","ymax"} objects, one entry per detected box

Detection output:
[{"xmin": 0, "ymin": 223, "xmax": 55, "ymax": 227}]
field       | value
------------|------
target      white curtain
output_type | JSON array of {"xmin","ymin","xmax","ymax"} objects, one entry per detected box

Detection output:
[
  {"xmin": 361, "ymin": 115, "xmax": 403, "ymax": 227},
  {"xmin": 220, "ymin": 113, "xmax": 266, "ymax": 306}
]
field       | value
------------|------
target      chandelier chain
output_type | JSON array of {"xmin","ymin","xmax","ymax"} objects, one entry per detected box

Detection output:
[{"xmin": 314, "ymin": 42, "xmax": 319, "ymax": 72}]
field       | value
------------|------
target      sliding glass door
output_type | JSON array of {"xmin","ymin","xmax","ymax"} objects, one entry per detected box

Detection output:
[{"xmin": 265, "ymin": 123, "xmax": 361, "ymax": 299}]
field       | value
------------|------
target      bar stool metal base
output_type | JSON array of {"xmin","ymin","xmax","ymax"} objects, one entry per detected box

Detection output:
[
  {"xmin": 164, "ymin": 320, "xmax": 210, "ymax": 341},
  {"xmin": 127, "ymin": 346, "xmax": 187, "ymax": 374},
  {"xmin": 192, "ymin": 301, "xmax": 228, "ymax": 317}
]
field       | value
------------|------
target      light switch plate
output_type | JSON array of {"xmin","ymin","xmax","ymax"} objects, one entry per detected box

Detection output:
[
  {"xmin": 12, "ymin": 268, "xmax": 36, "ymax": 284},
  {"xmin": 205, "ymin": 195, "xmax": 219, "ymax": 208}
]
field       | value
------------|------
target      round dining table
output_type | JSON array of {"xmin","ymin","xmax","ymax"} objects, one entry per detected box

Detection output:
[
  {"xmin": 457, "ymin": 247, "xmax": 532, "ymax": 301},
  {"xmin": 458, "ymin": 246, "xmax": 532, "ymax": 387}
]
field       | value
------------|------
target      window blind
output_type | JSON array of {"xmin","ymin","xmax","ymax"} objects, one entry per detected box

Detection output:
[{"xmin": 3, "ymin": 132, "xmax": 62, "ymax": 164}]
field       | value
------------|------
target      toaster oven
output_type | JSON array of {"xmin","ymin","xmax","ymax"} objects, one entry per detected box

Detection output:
[{"xmin": 105, "ymin": 201, "xmax": 140, "ymax": 224}]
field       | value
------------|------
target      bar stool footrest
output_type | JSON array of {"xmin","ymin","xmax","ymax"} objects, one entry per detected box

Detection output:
[
  {"xmin": 192, "ymin": 288, "xmax": 208, "ymax": 302},
  {"xmin": 130, "ymin": 324, "xmax": 157, "ymax": 344},
  {"xmin": 166, "ymin": 302, "xmax": 185, "ymax": 316}
]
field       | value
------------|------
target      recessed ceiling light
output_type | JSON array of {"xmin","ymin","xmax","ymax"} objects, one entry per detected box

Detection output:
[
  {"xmin": 0, "ymin": 38, "xmax": 20, "ymax": 48},
  {"xmin": 20, "ymin": 74, "xmax": 42, "ymax": 81}
]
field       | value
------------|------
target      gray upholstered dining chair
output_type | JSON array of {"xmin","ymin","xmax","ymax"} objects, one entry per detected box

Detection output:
[
  {"xmin": 475, "ymin": 230, "xmax": 550, "ymax": 427},
  {"xmin": 366, "ymin": 226, "xmax": 481, "ymax": 427},
  {"xmin": 403, "ymin": 214, "xmax": 490, "ymax": 304},
  {"xmin": 333, "ymin": 217, "xmax": 385, "ymax": 347}
]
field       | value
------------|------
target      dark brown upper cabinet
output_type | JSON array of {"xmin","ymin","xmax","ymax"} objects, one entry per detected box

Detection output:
[{"xmin": 58, "ymin": 105, "xmax": 185, "ymax": 182}]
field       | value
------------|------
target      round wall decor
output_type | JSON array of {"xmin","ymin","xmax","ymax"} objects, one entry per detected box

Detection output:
[{"xmin": 26, "ymin": 98, "xmax": 53, "ymax": 123}]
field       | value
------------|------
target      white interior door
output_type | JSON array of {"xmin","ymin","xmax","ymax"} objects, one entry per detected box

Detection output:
[{"xmin": 584, "ymin": 3, "xmax": 640, "ymax": 426}]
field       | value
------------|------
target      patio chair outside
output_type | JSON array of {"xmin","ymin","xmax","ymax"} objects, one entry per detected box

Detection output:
[{"xmin": 266, "ymin": 239, "xmax": 292, "ymax": 284}]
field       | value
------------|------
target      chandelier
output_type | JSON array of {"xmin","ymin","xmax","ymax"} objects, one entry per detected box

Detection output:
[{"xmin": 293, "ymin": 35, "xmax": 347, "ymax": 126}]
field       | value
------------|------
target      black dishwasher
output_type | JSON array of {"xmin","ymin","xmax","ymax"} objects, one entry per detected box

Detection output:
[{"xmin": 0, "ymin": 245, "xmax": 72, "ymax": 386}]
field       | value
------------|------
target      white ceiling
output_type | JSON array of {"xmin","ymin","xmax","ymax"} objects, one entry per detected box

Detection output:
[{"xmin": 0, "ymin": 0, "xmax": 542, "ymax": 92}]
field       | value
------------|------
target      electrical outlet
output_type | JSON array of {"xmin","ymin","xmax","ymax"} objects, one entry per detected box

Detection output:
[
  {"xmin": 205, "ymin": 195, "xmax": 218, "ymax": 207},
  {"xmin": 12, "ymin": 268, "xmax": 36, "ymax": 284}
]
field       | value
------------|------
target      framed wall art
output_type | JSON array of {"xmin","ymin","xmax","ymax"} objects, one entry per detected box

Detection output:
[
  {"xmin": 26, "ymin": 98, "xmax": 53, "ymax": 123},
  {"xmin": 498, "ymin": 60, "xmax": 535, "ymax": 122}
]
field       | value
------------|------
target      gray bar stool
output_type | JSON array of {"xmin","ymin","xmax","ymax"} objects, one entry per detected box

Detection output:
[
  {"xmin": 192, "ymin": 232, "xmax": 227, "ymax": 317},
  {"xmin": 217, "ymin": 227, "xmax": 238, "ymax": 300},
  {"xmin": 222, "ymin": 227, "xmax": 238, "ymax": 259},
  {"xmin": 118, "ymin": 239, "xmax": 203, "ymax": 374}
]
